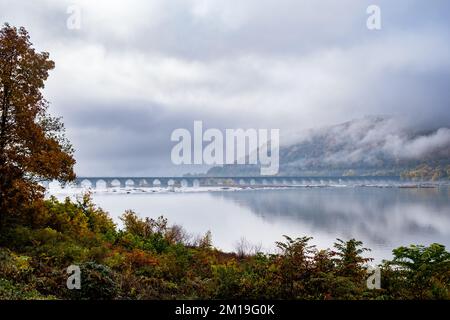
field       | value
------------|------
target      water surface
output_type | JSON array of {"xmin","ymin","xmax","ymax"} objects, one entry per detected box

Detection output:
[{"xmin": 62, "ymin": 186, "xmax": 450, "ymax": 262}]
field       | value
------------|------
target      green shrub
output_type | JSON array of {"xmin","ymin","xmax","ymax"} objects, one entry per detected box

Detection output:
[{"xmin": 68, "ymin": 262, "xmax": 118, "ymax": 300}]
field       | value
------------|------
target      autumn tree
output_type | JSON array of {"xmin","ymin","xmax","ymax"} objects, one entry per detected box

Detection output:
[
  {"xmin": 333, "ymin": 238, "xmax": 371, "ymax": 280},
  {"xmin": 0, "ymin": 24, "xmax": 75, "ymax": 229}
]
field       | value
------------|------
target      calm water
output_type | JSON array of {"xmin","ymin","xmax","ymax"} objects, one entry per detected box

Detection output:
[{"xmin": 71, "ymin": 186, "xmax": 450, "ymax": 262}]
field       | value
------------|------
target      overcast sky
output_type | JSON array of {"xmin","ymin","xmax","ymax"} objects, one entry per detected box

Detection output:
[{"xmin": 1, "ymin": 0, "xmax": 449, "ymax": 176}]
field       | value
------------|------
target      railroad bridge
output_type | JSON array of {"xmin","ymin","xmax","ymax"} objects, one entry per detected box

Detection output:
[{"xmin": 65, "ymin": 176, "xmax": 394, "ymax": 188}]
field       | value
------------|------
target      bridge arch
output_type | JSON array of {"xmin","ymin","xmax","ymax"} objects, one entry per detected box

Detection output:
[
  {"xmin": 180, "ymin": 179, "xmax": 188, "ymax": 187},
  {"xmin": 110, "ymin": 179, "xmax": 121, "ymax": 188},
  {"xmin": 223, "ymin": 178, "xmax": 234, "ymax": 186},
  {"xmin": 96, "ymin": 179, "xmax": 107, "ymax": 189},
  {"xmin": 80, "ymin": 179, "xmax": 92, "ymax": 189},
  {"xmin": 192, "ymin": 179, "xmax": 200, "ymax": 188},
  {"xmin": 137, "ymin": 179, "xmax": 148, "ymax": 187}
]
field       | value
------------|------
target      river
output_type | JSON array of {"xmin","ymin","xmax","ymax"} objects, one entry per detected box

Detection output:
[{"xmin": 49, "ymin": 183, "xmax": 450, "ymax": 262}]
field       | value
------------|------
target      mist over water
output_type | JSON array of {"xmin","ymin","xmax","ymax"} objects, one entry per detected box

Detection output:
[{"xmin": 50, "ymin": 184, "xmax": 450, "ymax": 262}]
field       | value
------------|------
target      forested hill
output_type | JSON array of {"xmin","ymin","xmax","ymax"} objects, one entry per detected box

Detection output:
[{"xmin": 207, "ymin": 117, "xmax": 450, "ymax": 177}]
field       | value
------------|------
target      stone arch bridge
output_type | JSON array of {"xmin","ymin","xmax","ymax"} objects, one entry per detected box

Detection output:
[{"xmin": 66, "ymin": 176, "xmax": 395, "ymax": 189}]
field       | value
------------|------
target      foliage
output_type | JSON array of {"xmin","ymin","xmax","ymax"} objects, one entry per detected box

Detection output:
[
  {"xmin": 381, "ymin": 244, "xmax": 450, "ymax": 299},
  {"xmin": 0, "ymin": 194, "xmax": 449, "ymax": 300},
  {"xmin": 0, "ymin": 24, "xmax": 75, "ymax": 230},
  {"xmin": 401, "ymin": 164, "xmax": 450, "ymax": 181},
  {"xmin": 68, "ymin": 262, "xmax": 118, "ymax": 300}
]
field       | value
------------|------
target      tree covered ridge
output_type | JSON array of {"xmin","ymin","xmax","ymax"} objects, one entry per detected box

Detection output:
[
  {"xmin": 401, "ymin": 164, "xmax": 450, "ymax": 181},
  {"xmin": 0, "ymin": 194, "xmax": 449, "ymax": 300}
]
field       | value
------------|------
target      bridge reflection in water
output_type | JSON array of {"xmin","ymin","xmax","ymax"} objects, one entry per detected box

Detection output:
[{"xmin": 45, "ymin": 176, "xmax": 402, "ymax": 189}]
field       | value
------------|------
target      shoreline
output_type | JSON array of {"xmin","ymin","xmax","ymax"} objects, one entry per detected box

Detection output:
[{"xmin": 46, "ymin": 182, "xmax": 449, "ymax": 197}]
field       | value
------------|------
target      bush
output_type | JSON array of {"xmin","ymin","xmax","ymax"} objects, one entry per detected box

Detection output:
[
  {"xmin": 68, "ymin": 262, "xmax": 118, "ymax": 300},
  {"xmin": 382, "ymin": 243, "xmax": 450, "ymax": 299}
]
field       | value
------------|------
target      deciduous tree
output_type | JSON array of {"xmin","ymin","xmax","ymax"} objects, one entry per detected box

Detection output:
[{"xmin": 0, "ymin": 24, "xmax": 75, "ymax": 228}]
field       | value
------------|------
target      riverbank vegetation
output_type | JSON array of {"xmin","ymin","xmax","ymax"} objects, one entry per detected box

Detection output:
[
  {"xmin": 401, "ymin": 164, "xmax": 450, "ymax": 181},
  {"xmin": 0, "ymin": 193, "xmax": 449, "ymax": 300}
]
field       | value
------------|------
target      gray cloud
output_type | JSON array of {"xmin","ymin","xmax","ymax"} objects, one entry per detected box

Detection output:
[{"xmin": 1, "ymin": 0, "xmax": 449, "ymax": 175}]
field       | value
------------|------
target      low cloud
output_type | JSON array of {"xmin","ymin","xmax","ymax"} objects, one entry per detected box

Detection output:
[
  {"xmin": 384, "ymin": 128, "xmax": 450, "ymax": 159},
  {"xmin": 285, "ymin": 116, "xmax": 450, "ymax": 169}
]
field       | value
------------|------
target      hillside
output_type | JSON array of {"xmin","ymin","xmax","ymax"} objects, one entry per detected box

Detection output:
[{"xmin": 207, "ymin": 116, "xmax": 450, "ymax": 177}]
